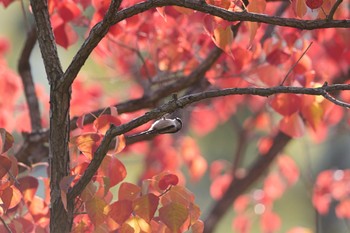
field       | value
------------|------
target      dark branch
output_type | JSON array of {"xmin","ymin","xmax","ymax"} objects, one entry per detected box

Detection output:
[
  {"xmin": 69, "ymin": 83, "xmax": 350, "ymax": 198},
  {"xmin": 60, "ymin": 0, "xmax": 349, "ymax": 94},
  {"xmin": 69, "ymin": 46, "xmax": 223, "ymax": 130},
  {"xmin": 61, "ymin": 0, "xmax": 123, "ymax": 90},
  {"xmin": 29, "ymin": 0, "xmax": 63, "ymax": 84},
  {"xmin": 18, "ymin": 26, "xmax": 42, "ymax": 131},
  {"xmin": 328, "ymin": 0, "xmax": 343, "ymax": 20},
  {"xmin": 204, "ymin": 131, "xmax": 291, "ymax": 233}
]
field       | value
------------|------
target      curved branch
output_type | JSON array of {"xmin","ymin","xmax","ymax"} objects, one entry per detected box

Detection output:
[
  {"xmin": 69, "ymin": 83, "xmax": 350, "ymax": 198},
  {"xmin": 18, "ymin": 26, "xmax": 42, "ymax": 131},
  {"xmin": 61, "ymin": 0, "xmax": 349, "ymax": 91},
  {"xmin": 328, "ymin": 0, "xmax": 343, "ymax": 20},
  {"xmin": 61, "ymin": 0, "xmax": 122, "ymax": 90}
]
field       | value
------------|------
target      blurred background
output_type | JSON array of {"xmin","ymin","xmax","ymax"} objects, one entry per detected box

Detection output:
[{"xmin": 1, "ymin": 3, "xmax": 350, "ymax": 233}]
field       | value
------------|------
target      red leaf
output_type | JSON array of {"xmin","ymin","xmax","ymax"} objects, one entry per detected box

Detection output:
[
  {"xmin": 100, "ymin": 155, "xmax": 127, "ymax": 187},
  {"xmin": 118, "ymin": 182, "xmax": 141, "ymax": 201},
  {"xmin": 279, "ymin": 113, "xmax": 305, "ymax": 138},
  {"xmin": 277, "ymin": 155, "xmax": 299, "ymax": 185},
  {"xmin": 158, "ymin": 174, "xmax": 179, "ymax": 190},
  {"xmin": 159, "ymin": 202, "xmax": 189, "ymax": 232},
  {"xmin": 336, "ymin": 199, "xmax": 350, "ymax": 219},
  {"xmin": 57, "ymin": 1, "xmax": 81, "ymax": 22},
  {"xmin": 210, "ymin": 174, "xmax": 232, "ymax": 200},
  {"xmin": 260, "ymin": 211, "xmax": 281, "ymax": 233},
  {"xmin": 0, "ymin": 0, "xmax": 15, "ymax": 8},
  {"xmin": 264, "ymin": 173, "xmax": 286, "ymax": 200},
  {"xmin": 109, "ymin": 200, "xmax": 133, "ymax": 225},
  {"xmin": 0, "ymin": 128, "xmax": 14, "ymax": 154},
  {"xmin": 270, "ymin": 94, "xmax": 301, "ymax": 116},
  {"xmin": 53, "ymin": 22, "xmax": 78, "ymax": 49},
  {"xmin": 234, "ymin": 195, "xmax": 250, "ymax": 213},
  {"xmin": 133, "ymin": 193, "xmax": 159, "ymax": 222},
  {"xmin": 266, "ymin": 49, "xmax": 290, "ymax": 65},
  {"xmin": 306, "ymin": 0, "xmax": 323, "ymax": 9},
  {"xmin": 232, "ymin": 215, "xmax": 251, "ymax": 233}
]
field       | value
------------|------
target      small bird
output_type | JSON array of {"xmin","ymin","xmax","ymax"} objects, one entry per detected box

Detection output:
[{"xmin": 130, "ymin": 117, "xmax": 182, "ymax": 138}]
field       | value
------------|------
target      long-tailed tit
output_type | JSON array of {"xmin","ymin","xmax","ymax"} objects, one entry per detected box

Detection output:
[{"xmin": 131, "ymin": 117, "xmax": 182, "ymax": 138}]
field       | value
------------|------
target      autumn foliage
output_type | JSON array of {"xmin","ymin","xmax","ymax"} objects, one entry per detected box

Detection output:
[{"xmin": 0, "ymin": 0, "xmax": 349, "ymax": 232}]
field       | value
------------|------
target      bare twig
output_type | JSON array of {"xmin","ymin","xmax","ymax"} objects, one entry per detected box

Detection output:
[
  {"xmin": 0, "ymin": 216, "xmax": 13, "ymax": 233},
  {"xmin": 62, "ymin": 0, "xmax": 123, "ymax": 90},
  {"xmin": 281, "ymin": 42, "xmax": 313, "ymax": 86},
  {"xmin": 328, "ymin": 0, "xmax": 343, "ymax": 20},
  {"xmin": 18, "ymin": 26, "xmax": 42, "ymax": 131}
]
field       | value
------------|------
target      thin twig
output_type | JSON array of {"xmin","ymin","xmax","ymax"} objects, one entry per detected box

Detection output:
[
  {"xmin": 18, "ymin": 26, "xmax": 42, "ymax": 131},
  {"xmin": 328, "ymin": 0, "xmax": 343, "ymax": 20},
  {"xmin": 281, "ymin": 42, "xmax": 313, "ymax": 86},
  {"xmin": 0, "ymin": 216, "xmax": 12, "ymax": 233}
]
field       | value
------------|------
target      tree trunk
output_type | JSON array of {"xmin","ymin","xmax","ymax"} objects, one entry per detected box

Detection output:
[{"xmin": 49, "ymin": 87, "xmax": 73, "ymax": 232}]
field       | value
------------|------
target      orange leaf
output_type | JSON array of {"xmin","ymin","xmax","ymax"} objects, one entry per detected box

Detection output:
[
  {"xmin": 1, "ymin": 186, "xmax": 22, "ymax": 211},
  {"xmin": 279, "ymin": 113, "xmax": 305, "ymax": 138},
  {"xmin": 293, "ymin": 0, "xmax": 307, "ymax": 18},
  {"xmin": 213, "ymin": 26, "xmax": 233, "ymax": 55},
  {"xmin": 118, "ymin": 182, "xmax": 141, "ymax": 201},
  {"xmin": 85, "ymin": 197, "xmax": 108, "ymax": 225},
  {"xmin": 133, "ymin": 193, "xmax": 159, "ymax": 222},
  {"xmin": 121, "ymin": 216, "xmax": 151, "ymax": 233},
  {"xmin": 72, "ymin": 133, "xmax": 102, "ymax": 160},
  {"xmin": 159, "ymin": 202, "xmax": 189, "ymax": 232},
  {"xmin": 17, "ymin": 176, "xmax": 39, "ymax": 203},
  {"xmin": 161, "ymin": 186, "xmax": 195, "ymax": 207},
  {"xmin": 109, "ymin": 200, "xmax": 133, "ymax": 225},
  {"xmin": 93, "ymin": 114, "xmax": 121, "ymax": 134},
  {"xmin": 270, "ymin": 94, "xmax": 301, "ymax": 116},
  {"xmin": 108, "ymin": 135, "xmax": 126, "ymax": 155}
]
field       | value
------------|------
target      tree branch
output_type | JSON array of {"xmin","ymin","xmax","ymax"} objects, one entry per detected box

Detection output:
[
  {"xmin": 60, "ymin": 0, "xmax": 349, "ymax": 95},
  {"xmin": 29, "ymin": 0, "xmax": 63, "ymax": 85},
  {"xmin": 112, "ymin": 0, "xmax": 349, "ymax": 30},
  {"xmin": 204, "ymin": 131, "xmax": 291, "ymax": 233},
  {"xmin": 69, "ymin": 83, "xmax": 350, "ymax": 198},
  {"xmin": 328, "ymin": 0, "xmax": 343, "ymax": 20},
  {"xmin": 69, "ymin": 46, "xmax": 223, "ymax": 130},
  {"xmin": 61, "ymin": 0, "xmax": 123, "ymax": 90},
  {"xmin": 17, "ymin": 26, "xmax": 42, "ymax": 131}
]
